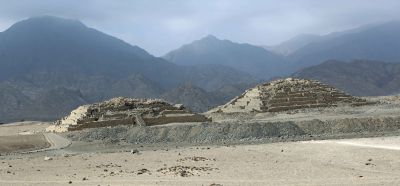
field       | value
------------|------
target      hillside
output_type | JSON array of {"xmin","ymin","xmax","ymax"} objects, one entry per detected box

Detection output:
[
  {"xmin": 294, "ymin": 60, "xmax": 400, "ymax": 96},
  {"xmin": 0, "ymin": 16, "xmax": 256, "ymax": 122},
  {"xmin": 288, "ymin": 21, "xmax": 400, "ymax": 69},
  {"xmin": 163, "ymin": 35, "xmax": 289, "ymax": 80},
  {"xmin": 263, "ymin": 34, "xmax": 321, "ymax": 56}
]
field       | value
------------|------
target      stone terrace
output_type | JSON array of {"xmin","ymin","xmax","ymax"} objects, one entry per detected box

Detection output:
[
  {"xmin": 46, "ymin": 97, "xmax": 209, "ymax": 132},
  {"xmin": 211, "ymin": 78, "xmax": 371, "ymax": 113}
]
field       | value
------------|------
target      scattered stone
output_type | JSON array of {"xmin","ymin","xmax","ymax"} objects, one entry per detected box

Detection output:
[
  {"xmin": 68, "ymin": 181, "xmax": 72, "ymax": 184},
  {"xmin": 44, "ymin": 156, "xmax": 53, "ymax": 161},
  {"xmin": 177, "ymin": 156, "xmax": 215, "ymax": 162},
  {"xmin": 157, "ymin": 165, "xmax": 218, "ymax": 177},
  {"xmin": 130, "ymin": 149, "xmax": 139, "ymax": 154},
  {"xmin": 137, "ymin": 168, "xmax": 150, "ymax": 175}
]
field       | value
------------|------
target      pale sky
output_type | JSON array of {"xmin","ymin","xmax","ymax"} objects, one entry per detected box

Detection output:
[{"xmin": 0, "ymin": 0, "xmax": 400, "ymax": 56}]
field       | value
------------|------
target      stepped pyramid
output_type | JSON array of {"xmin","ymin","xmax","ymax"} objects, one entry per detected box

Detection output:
[
  {"xmin": 46, "ymin": 97, "xmax": 209, "ymax": 132},
  {"xmin": 210, "ymin": 78, "xmax": 370, "ymax": 113}
]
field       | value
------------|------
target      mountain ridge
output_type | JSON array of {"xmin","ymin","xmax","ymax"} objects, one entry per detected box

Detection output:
[
  {"xmin": 0, "ymin": 16, "xmax": 257, "ymax": 122},
  {"xmin": 293, "ymin": 60, "xmax": 400, "ymax": 96},
  {"xmin": 163, "ymin": 35, "xmax": 289, "ymax": 80}
]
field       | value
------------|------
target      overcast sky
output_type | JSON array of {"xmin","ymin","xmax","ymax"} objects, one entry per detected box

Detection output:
[{"xmin": 0, "ymin": 0, "xmax": 400, "ymax": 56}]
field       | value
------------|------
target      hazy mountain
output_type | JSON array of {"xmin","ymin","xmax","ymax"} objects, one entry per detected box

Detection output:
[
  {"xmin": 263, "ymin": 34, "xmax": 321, "ymax": 56},
  {"xmin": 162, "ymin": 80, "xmax": 255, "ymax": 113},
  {"xmin": 293, "ymin": 60, "xmax": 400, "ymax": 96},
  {"xmin": 0, "ymin": 82, "xmax": 87, "ymax": 122},
  {"xmin": 162, "ymin": 83, "xmax": 221, "ymax": 112},
  {"xmin": 163, "ymin": 35, "xmax": 289, "ymax": 80},
  {"xmin": 177, "ymin": 64, "xmax": 258, "ymax": 91},
  {"xmin": 288, "ymin": 21, "xmax": 400, "ymax": 69},
  {"xmin": 0, "ymin": 16, "xmax": 256, "ymax": 122}
]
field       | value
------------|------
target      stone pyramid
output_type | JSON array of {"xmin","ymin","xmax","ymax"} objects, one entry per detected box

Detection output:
[
  {"xmin": 211, "ymin": 78, "xmax": 370, "ymax": 113},
  {"xmin": 46, "ymin": 97, "xmax": 209, "ymax": 132}
]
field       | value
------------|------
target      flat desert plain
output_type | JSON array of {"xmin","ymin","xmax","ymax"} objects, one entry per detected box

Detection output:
[{"xmin": 1, "ymin": 135, "xmax": 400, "ymax": 185}]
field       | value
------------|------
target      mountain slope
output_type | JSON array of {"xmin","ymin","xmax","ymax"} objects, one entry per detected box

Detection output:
[
  {"xmin": 0, "ymin": 16, "xmax": 257, "ymax": 122},
  {"xmin": 288, "ymin": 21, "xmax": 400, "ymax": 69},
  {"xmin": 162, "ymin": 83, "xmax": 220, "ymax": 112},
  {"xmin": 264, "ymin": 34, "xmax": 322, "ymax": 56},
  {"xmin": 162, "ymin": 80, "xmax": 255, "ymax": 113},
  {"xmin": 163, "ymin": 35, "xmax": 288, "ymax": 80},
  {"xmin": 293, "ymin": 60, "xmax": 400, "ymax": 96}
]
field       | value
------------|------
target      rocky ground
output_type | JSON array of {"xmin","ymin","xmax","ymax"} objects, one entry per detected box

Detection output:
[
  {"xmin": 66, "ymin": 97, "xmax": 400, "ymax": 145},
  {"xmin": 1, "ymin": 96, "xmax": 400, "ymax": 185},
  {"xmin": 1, "ymin": 136, "xmax": 400, "ymax": 185}
]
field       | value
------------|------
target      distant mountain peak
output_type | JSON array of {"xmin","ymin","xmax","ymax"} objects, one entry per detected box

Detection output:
[
  {"xmin": 202, "ymin": 34, "xmax": 219, "ymax": 40},
  {"xmin": 6, "ymin": 16, "xmax": 85, "ymax": 33}
]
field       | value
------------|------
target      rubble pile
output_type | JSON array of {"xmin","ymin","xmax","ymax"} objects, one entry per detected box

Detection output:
[{"xmin": 46, "ymin": 97, "xmax": 209, "ymax": 132}]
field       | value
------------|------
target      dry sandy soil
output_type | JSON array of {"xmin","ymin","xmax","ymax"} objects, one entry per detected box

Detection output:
[
  {"xmin": 0, "ymin": 121, "xmax": 51, "ymax": 136},
  {"xmin": 1, "ymin": 97, "xmax": 400, "ymax": 185},
  {"xmin": 0, "ymin": 122, "xmax": 52, "ymax": 154},
  {"xmin": 0, "ymin": 134, "xmax": 50, "ymax": 153},
  {"xmin": 1, "ymin": 136, "xmax": 400, "ymax": 185}
]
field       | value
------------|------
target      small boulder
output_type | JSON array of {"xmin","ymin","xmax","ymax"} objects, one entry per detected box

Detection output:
[
  {"xmin": 130, "ymin": 149, "xmax": 139, "ymax": 154},
  {"xmin": 44, "ymin": 156, "xmax": 53, "ymax": 161}
]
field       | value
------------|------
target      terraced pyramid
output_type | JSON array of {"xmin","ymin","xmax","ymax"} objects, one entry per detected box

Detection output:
[
  {"xmin": 211, "ymin": 78, "xmax": 371, "ymax": 113},
  {"xmin": 46, "ymin": 97, "xmax": 209, "ymax": 132}
]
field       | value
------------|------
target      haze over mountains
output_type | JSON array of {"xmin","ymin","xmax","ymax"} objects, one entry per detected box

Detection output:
[
  {"xmin": 294, "ymin": 60, "xmax": 400, "ymax": 96},
  {"xmin": 288, "ymin": 21, "xmax": 400, "ymax": 69},
  {"xmin": 2, "ymin": 16, "xmax": 400, "ymax": 122},
  {"xmin": 0, "ymin": 16, "xmax": 256, "ymax": 122},
  {"xmin": 263, "ymin": 34, "xmax": 322, "ymax": 56},
  {"xmin": 163, "ymin": 35, "xmax": 288, "ymax": 80},
  {"xmin": 164, "ymin": 21, "xmax": 400, "ymax": 80}
]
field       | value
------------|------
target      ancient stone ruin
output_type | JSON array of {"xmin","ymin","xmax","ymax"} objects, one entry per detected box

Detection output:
[
  {"xmin": 46, "ymin": 97, "xmax": 210, "ymax": 132},
  {"xmin": 210, "ymin": 78, "xmax": 371, "ymax": 113}
]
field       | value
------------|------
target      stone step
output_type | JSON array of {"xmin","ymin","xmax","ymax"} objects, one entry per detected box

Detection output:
[
  {"xmin": 268, "ymin": 100, "xmax": 320, "ymax": 107},
  {"xmin": 267, "ymin": 103, "xmax": 336, "ymax": 112}
]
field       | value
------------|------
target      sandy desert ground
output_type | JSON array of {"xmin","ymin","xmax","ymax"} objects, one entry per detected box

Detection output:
[
  {"xmin": 0, "ymin": 121, "xmax": 51, "ymax": 136},
  {"xmin": 1, "ymin": 133, "xmax": 400, "ymax": 185}
]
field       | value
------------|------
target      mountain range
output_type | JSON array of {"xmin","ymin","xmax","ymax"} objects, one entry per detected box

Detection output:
[
  {"xmin": 2, "ymin": 16, "xmax": 400, "ymax": 122},
  {"xmin": 294, "ymin": 60, "xmax": 400, "ymax": 96},
  {"xmin": 0, "ymin": 16, "xmax": 257, "ymax": 122},
  {"xmin": 163, "ymin": 35, "xmax": 289, "ymax": 80},
  {"xmin": 163, "ymin": 21, "xmax": 400, "ymax": 80},
  {"xmin": 287, "ymin": 21, "xmax": 400, "ymax": 69}
]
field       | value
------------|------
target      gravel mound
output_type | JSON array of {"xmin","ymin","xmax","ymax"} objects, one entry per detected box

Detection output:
[{"xmin": 67, "ymin": 116, "xmax": 400, "ymax": 144}]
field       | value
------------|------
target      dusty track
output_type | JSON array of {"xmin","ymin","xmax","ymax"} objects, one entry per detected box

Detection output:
[{"xmin": 24, "ymin": 133, "xmax": 71, "ymax": 153}]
